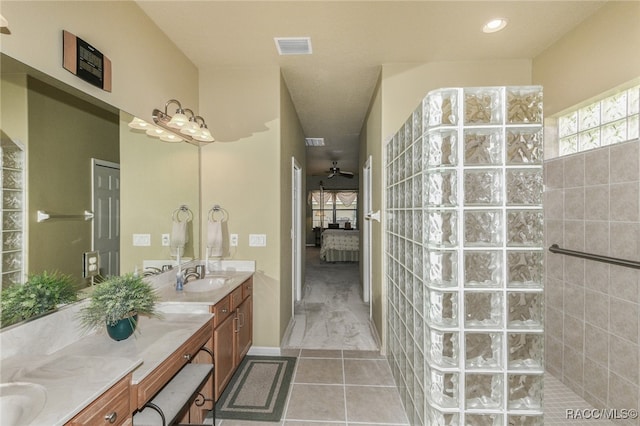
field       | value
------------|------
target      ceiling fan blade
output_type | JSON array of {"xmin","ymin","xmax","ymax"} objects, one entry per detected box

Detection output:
[
  {"xmin": 339, "ymin": 171, "xmax": 354, "ymax": 178},
  {"xmin": 327, "ymin": 172, "xmax": 336, "ymax": 179}
]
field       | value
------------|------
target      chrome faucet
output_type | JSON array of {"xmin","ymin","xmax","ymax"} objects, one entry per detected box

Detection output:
[
  {"xmin": 143, "ymin": 267, "xmax": 163, "ymax": 277},
  {"xmin": 183, "ymin": 265, "xmax": 205, "ymax": 283}
]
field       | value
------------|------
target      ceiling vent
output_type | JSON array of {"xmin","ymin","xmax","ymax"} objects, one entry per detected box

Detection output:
[
  {"xmin": 275, "ymin": 37, "xmax": 312, "ymax": 55},
  {"xmin": 305, "ymin": 137, "xmax": 325, "ymax": 147}
]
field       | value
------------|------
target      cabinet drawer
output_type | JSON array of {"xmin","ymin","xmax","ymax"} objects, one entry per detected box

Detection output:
[
  {"xmin": 134, "ymin": 319, "xmax": 213, "ymax": 409},
  {"xmin": 212, "ymin": 296, "xmax": 232, "ymax": 327},
  {"xmin": 67, "ymin": 374, "xmax": 130, "ymax": 425},
  {"xmin": 230, "ymin": 286, "xmax": 243, "ymax": 310},
  {"xmin": 242, "ymin": 278, "xmax": 253, "ymax": 299}
]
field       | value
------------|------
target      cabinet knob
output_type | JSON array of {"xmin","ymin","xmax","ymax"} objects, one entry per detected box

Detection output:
[
  {"xmin": 104, "ymin": 412, "xmax": 118, "ymax": 424},
  {"xmin": 183, "ymin": 353, "xmax": 192, "ymax": 361},
  {"xmin": 221, "ymin": 308, "xmax": 228, "ymax": 313}
]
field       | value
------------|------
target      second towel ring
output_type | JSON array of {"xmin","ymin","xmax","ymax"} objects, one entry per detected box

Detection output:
[
  {"xmin": 208, "ymin": 205, "xmax": 228, "ymax": 222},
  {"xmin": 172, "ymin": 205, "xmax": 193, "ymax": 222}
]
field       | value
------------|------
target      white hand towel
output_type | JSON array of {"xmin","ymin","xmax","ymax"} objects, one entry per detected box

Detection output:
[
  {"xmin": 207, "ymin": 220, "xmax": 223, "ymax": 257},
  {"xmin": 171, "ymin": 220, "xmax": 187, "ymax": 249}
]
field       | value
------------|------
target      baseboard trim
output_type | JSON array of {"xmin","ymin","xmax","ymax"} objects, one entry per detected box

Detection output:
[
  {"xmin": 248, "ymin": 346, "xmax": 282, "ymax": 356},
  {"xmin": 369, "ymin": 319, "xmax": 383, "ymax": 355}
]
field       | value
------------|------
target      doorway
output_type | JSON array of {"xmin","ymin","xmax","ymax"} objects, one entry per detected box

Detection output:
[
  {"xmin": 92, "ymin": 159, "xmax": 120, "ymax": 277},
  {"xmin": 291, "ymin": 157, "xmax": 303, "ymax": 305}
]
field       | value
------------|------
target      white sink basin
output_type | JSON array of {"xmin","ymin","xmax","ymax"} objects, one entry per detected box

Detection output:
[
  {"xmin": 0, "ymin": 382, "xmax": 47, "ymax": 425},
  {"xmin": 183, "ymin": 277, "xmax": 229, "ymax": 292}
]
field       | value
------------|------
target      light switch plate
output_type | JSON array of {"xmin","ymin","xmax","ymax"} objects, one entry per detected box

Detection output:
[
  {"xmin": 133, "ymin": 234, "xmax": 151, "ymax": 246},
  {"xmin": 161, "ymin": 234, "xmax": 170, "ymax": 246},
  {"xmin": 230, "ymin": 234, "xmax": 238, "ymax": 247},
  {"xmin": 249, "ymin": 234, "xmax": 266, "ymax": 247}
]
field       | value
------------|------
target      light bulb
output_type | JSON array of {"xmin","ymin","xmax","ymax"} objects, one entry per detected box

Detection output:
[
  {"xmin": 160, "ymin": 133, "xmax": 183, "ymax": 143},
  {"xmin": 146, "ymin": 126, "xmax": 165, "ymax": 137},
  {"xmin": 128, "ymin": 117, "xmax": 150, "ymax": 130},
  {"xmin": 168, "ymin": 110, "xmax": 188, "ymax": 129},
  {"xmin": 483, "ymin": 18, "xmax": 507, "ymax": 33}
]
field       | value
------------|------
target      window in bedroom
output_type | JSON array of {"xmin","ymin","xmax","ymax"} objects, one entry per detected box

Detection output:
[
  {"xmin": 558, "ymin": 84, "xmax": 639, "ymax": 156},
  {"xmin": 310, "ymin": 190, "xmax": 358, "ymax": 229}
]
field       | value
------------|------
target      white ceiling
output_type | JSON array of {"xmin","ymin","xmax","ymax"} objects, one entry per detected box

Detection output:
[{"xmin": 135, "ymin": 0, "xmax": 605, "ymax": 177}]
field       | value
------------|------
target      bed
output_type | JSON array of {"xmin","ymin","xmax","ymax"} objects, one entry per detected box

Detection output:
[{"xmin": 320, "ymin": 229, "xmax": 359, "ymax": 262}]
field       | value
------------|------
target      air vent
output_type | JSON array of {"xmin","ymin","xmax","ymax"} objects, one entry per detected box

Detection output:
[
  {"xmin": 305, "ymin": 137, "xmax": 325, "ymax": 147},
  {"xmin": 275, "ymin": 37, "xmax": 312, "ymax": 55}
]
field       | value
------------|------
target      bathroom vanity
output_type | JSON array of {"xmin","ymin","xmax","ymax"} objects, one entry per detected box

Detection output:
[{"xmin": 0, "ymin": 263, "xmax": 255, "ymax": 425}]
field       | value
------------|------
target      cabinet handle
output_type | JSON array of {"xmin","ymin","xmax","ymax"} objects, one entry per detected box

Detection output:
[
  {"xmin": 183, "ymin": 353, "xmax": 192, "ymax": 361},
  {"xmin": 104, "ymin": 412, "xmax": 118, "ymax": 424},
  {"xmin": 238, "ymin": 312, "xmax": 245, "ymax": 328},
  {"xmin": 234, "ymin": 316, "xmax": 240, "ymax": 333}
]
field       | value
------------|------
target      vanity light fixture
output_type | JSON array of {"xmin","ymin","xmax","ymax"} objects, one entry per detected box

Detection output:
[
  {"xmin": 128, "ymin": 117, "xmax": 151, "ymax": 130},
  {"xmin": 151, "ymin": 99, "xmax": 215, "ymax": 145},
  {"xmin": 483, "ymin": 18, "xmax": 508, "ymax": 33}
]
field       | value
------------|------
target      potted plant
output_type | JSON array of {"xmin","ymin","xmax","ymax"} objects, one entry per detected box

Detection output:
[
  {"xmin": 1, "ymin": 271, "xmax": 79, "ymax": 328},
  {"xmin": 78, "ymin": 273, "xmax": 161, "ymax": 341}
]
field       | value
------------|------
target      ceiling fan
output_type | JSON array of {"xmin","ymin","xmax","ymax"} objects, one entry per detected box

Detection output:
[{"xmin": 327, "ymin": 161, "xmax": 354, "ymax": 179}]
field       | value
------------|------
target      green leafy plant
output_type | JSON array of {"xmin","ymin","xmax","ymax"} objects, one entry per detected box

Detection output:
[
  {"xmin": 1, "ymin": 271, "xmax": 79, "ymax": 327},
  {"xmin": 78, "ymin": 273, "xmax": 161, "ymax": 331}
]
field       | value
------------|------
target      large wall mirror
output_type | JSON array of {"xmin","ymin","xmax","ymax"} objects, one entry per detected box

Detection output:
[{"xmin": 1, "ymin": 53, "xmax": 200, "ymax": 294}]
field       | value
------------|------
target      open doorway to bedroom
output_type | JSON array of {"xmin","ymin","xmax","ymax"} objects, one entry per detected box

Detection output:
[{"xmin": 284, "ymin": 178, "xmax": 378, "ymax": 350}]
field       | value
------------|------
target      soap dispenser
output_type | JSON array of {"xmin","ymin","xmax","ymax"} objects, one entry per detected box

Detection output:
[{"xmin": 176, "ymin": 271, "xmax": 184, "ymax": 291}]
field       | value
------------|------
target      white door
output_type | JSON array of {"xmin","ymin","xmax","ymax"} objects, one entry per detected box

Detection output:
[
  {"xmin": 92, "ymin": 159, "xmax": 120, "ymax": 277},
  {"xmin": 362, "ymin": 156, "xmax": 372, "ymax": 308},
  {"xmin": 292, "ymin": 157, "xmax": 303, "ymax": 304}
]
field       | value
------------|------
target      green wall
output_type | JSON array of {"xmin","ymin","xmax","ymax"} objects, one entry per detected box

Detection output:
[{"xmin": 27, "ymin": 77, "xmax": 119, "ymax": 284}]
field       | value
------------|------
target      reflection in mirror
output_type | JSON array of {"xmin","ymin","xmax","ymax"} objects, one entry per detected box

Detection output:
[{"xmin": 1, "ymin": 54, "xmax": 200, "ymax": 322}]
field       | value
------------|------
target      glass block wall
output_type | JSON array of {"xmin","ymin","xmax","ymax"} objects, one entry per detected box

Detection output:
[
  {"xmin": 1, "ymin": 140, "xmax": 25, "ymax": 289},
  {"xmin": 385, "ymin": 86, "xmax": 544, "ymax": 425}
]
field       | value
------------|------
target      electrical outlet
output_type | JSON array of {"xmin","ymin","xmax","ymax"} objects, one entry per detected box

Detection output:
[
  {"xmin": 83, "ymin": 251, "xmax": 100, "ymax": 278},
  {"xmin": 230, "ymin": 234, "xmax": 238, "ymax": 247},
  {"xmin": 249, "ymin": 234, "xmax": 267, "ymax": 247},
  {"xmin": 161, "ymin": 234, "xmax": 170, "ymax": 246},
  {"xmin": 133, "ymin": 234, "xmax": 151, "ymax": 246}
]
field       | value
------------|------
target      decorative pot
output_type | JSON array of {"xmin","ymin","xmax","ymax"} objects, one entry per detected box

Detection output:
[{"xmin": 106, "ymin": 314, "xmax": 138, "ymax": 341}]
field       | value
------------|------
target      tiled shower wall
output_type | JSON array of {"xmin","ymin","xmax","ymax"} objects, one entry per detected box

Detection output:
[
  {"xmin": 544, "ymin": 139, "xmax": 640, "ymax": 424},
  {"xmin": 385, "ymin": 86, "xmax": 544, "ymax": 425}
]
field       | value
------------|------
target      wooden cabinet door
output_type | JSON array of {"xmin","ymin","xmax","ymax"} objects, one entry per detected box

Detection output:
[
  {"xmin": 236, "ymin": 295, "xmax": 252, "ymax": 364},
  {"xmin": 214, "ymin": 313, "xmax": 236, "ymax": 400}
]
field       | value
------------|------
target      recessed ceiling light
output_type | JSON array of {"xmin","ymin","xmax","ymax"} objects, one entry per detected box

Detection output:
[
  {"xmin": 275, "ymin": 37, "xmax": 312, "ymax": 55},
  {"xmin": 305, "ymin": 137, "xmax": 325, "ymax": 147},
  {"xmin": 483, "ymin": 18, "xmax": 508, "ymax": 33}
]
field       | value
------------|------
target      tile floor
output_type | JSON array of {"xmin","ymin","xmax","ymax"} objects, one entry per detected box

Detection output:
[
  {"xmin": 217, "ymin": 248, "xmax": 616, "ymax": 425},
  {"xmin": 216, "ymin": 349, "xmax": 409, "ymax": 426}
]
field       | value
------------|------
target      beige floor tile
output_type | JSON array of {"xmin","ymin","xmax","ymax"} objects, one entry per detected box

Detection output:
[
  {"xmin": 294, "ymin": 358, "xmax": 344, "ymax": 384},
  {"xmin": 284, "ymin": 422, "xmax": 346, "ymax": 425},
  {"xmin": 281, "ymin": 348, "xmax": 301, "ymax": 357},
  {"xmin": 342, "ymin": 350, "xmax": 384, "ymax": 359},
  {"xmin": 345, "ymin": 386, "xmax": 408, "ymax": 424},
  {"xmin": 343, "ymin": 359, "xmax": 395, "ymax": 386},
  {"xmin": 219, "ymin": 420, "xmax": 284, "ymax": 426},
  {"xmin": 300, "ymin": 349, "xmax": 343, "ymax": 358},
  {"xmin": 285, "ymin": 384, "xmax": 346, "ymax": 422}
]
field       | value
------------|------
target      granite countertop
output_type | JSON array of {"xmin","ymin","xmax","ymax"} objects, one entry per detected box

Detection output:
[{"xmin": 0, "ymin": 313, "xmax": 213, "ymax": 426}]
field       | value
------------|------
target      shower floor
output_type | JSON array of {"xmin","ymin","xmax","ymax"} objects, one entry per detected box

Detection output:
[{"xmin": 544, "ymin": 373, "xmax": 615, "ymax": 425}]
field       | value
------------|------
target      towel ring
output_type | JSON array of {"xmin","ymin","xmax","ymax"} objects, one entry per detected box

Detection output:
[
  {"xmin": 172, "ymin": 205, "xmax": 193, "ymax": 222},
  {"xmin": 208, "ymin": 205, "xmax": 228, "ymax": 222}
]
